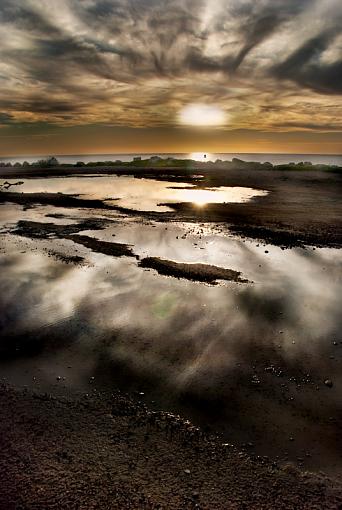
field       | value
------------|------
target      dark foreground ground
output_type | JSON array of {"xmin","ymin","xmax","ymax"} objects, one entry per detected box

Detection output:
[{"xmin": 1, "ymin": 384, "xmax": 341, "ymax": 510}]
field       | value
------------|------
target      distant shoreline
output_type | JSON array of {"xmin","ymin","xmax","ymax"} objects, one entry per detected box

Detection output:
[
  {"xmin": 0, "ymin": 155, "xmax": 341, "ymax": 175},
  {"xmin": 1, "ymin": 152, "xmax": 342, "ymax": 167}
]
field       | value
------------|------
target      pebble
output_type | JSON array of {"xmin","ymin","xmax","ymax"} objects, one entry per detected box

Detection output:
[{"xmin": 324, "ymin": 379, "xmax": 333, "ymax": 388}]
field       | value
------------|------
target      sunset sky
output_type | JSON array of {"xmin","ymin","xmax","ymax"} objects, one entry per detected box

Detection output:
[{"xmin": 0, "ymin": 0, "xmax": 341, "ymax": 156}]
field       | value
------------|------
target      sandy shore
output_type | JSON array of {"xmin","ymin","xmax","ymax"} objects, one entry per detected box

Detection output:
[{"xmin": 1, "ymin": 384, "xmax": 341, "ymax": 510}]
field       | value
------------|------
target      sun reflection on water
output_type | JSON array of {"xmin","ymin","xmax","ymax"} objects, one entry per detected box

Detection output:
[
  {"xmin": 174, "ymin": 185, "xmax": 266, "ymax": 208},
  {"xmin": 189, "ymin": 152, "xmax": 212, "ymax": 162}
]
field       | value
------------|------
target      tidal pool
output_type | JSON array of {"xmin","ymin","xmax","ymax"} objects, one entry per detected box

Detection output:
[
  {"xmin": 0, "ymin": 198, "xmax": 341, "ymax": 478},
  {"xmin": 1, "ymin": 175, "xmax": 268, "ymax": 212}
]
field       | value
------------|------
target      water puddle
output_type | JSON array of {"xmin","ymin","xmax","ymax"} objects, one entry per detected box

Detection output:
[
  {"xmin": 0, "ymin": 195, "xmax": 341, "ymax": 478},
  {"xmin": 1, "ymin": 175, "xmax": 268, "ymax": 212}
]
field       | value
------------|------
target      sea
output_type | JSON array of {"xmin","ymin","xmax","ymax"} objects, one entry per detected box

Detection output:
[{"xmin": 1, "ymin": 152, "xmax": 341, "ymax": 166}]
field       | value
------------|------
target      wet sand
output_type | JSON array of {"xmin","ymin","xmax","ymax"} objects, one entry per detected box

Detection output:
[
  {"xmin": 1, "ymin": 383, "xmax": 341, "ymax": 510},
  {"xmin": 13, "ymin": 218, "xmax": 112, "ymax": 238}
]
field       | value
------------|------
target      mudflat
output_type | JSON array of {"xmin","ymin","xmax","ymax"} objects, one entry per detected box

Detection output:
[{"xmin": 1, "ymin": 163, "xmax": 341, "ymax": 247}]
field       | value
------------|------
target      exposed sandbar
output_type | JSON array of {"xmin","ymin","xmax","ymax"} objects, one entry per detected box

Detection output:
[
  {"xmin": 139, "ymin": 257, "xmax": 249, "ymax": 284},
  {"xmin": 66, "ymin": 234, "xmax": 136, "ymax": 258}
]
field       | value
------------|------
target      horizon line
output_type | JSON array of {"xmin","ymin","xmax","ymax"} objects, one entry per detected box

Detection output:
[{"xmin": 1, "ymin": 151, "xmax": 341, "ymax": 159}]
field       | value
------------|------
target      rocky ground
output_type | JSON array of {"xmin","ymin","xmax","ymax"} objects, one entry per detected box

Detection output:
[{"xmin": 1, "ymin": 384, "xmax": 341, "ymax": 510}]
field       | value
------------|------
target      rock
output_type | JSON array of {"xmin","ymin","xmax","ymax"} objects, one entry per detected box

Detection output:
[
  {"xmin": 184, "ymin": 469, "xmax": 191, "ymax": 474},
  {"xmin": 324, "ymin": 379, "xmax": 333, "ymax": 388}
]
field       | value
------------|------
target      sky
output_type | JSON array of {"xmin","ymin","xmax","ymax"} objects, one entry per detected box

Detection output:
[{"xmin": 0, "ymin": 0, "xmax": 341, "ymax": 156}]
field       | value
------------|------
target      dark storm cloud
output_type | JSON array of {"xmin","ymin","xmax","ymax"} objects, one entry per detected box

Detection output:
[
  {"xmin": 168, "ymin": 0, "xmax": 335, "ymax": 81},
  {"xmin": 216, "ymin": 0, "xmax": 312, "ymax": 72},
  {"xmin": 0, "ymin": 0, "xmax": 60, "ymax": 36},
  {"xmin": 0, "ymin": 0, "xmax": 341, "ymax": 131},
  {"xmin": 272, "ymin": 29, "xmax": 342, "ymax": 95}
]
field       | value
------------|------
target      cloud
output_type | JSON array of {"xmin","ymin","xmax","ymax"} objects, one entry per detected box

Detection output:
[
  {"xmin": 0, "ymin": 0, "xmax": 341, "ymax": 133},
  {"xmin": 272, "ymin": 29, "xmax": 342, "ymax": 94}
]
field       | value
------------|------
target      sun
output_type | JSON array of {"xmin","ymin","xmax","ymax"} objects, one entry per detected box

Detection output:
[{"xmin": 178, "ymin": 103, "xmax": 226, "ymax": 127}]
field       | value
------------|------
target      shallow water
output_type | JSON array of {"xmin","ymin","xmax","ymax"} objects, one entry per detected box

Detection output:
[
  {"xmin": 0, "ymin": 195, "xmax": 341, "ymax": 478},
  {"xmin": 1, "ymin": 175, "xmax": 268, "ymax": 212}
]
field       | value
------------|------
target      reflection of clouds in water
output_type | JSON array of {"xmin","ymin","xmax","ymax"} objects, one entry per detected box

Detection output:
[
  {"xmin": 0, "ymin": 252, "xmax": 75, "ymax": 333},
  {"xmin": 0, "ymin": 210, "xmax": 341, "ymax": 394},
  {"xmin": 1, "ymin": 233, "xmax": 341, "ymax": 380},
  {"xmin": 86, "ymin": 224, "xmax": 342, "ymax": 372},
  {"xmin": 70, "ymin": 244, "xmax": 341, "ymax": 392},
  {"xmin": 1, "ymin": 230, "xmax": 342, "ymax": 472}
]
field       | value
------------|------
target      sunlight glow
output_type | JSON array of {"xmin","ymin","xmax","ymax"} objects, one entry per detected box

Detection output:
[
  {"xmin": 178, "ymin": 103, "xmax": 226, "ymax": 127},
  {"xmin": 190, "ymin": 152, "xmax": 211, "ymax": 162}
]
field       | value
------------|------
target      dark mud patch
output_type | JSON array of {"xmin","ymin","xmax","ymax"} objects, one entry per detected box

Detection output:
[
  {"xmin": 166, "ymin": 185, "xmax": 206, "ymax": 190},
  {"xmin": 11, "ymin": 220, "xmax": 137, "ymax": 259},
  {"xmin": 12, "ymin": 219, "xmax": 111, "ymax": 239},
  {"xmin": 47, "ymin": 250, "xmax": 85, "ymax": 265},
  {"xmin": 45, "ymin": 213, "xmax": 69, "ymax": 219},
  {"xmin": 66, "ymin": 234, "xmax": 137, "ymax": 258},
  {"xmin": 1, "ymin": 384, "xmax": 340, "ymax": 510},
  {"xmin": 0, "ymin": 190, "xmax": 117, "ymax": 210},
  {"xmin": 0, "ymin": 190, "xmax": 150, "ymax": 217},
  {"xmin": 139, "ymin": 257, "xmax": 249, "ymax": 284},
  {"xmin": 228, "ymin": 224, "xmax": 310, "ymax": 248},
  {"xmin": 0, "ymin": 180, "xmax": 23, "ymax": 190},
  {"xmin": 164, "ymin": 201, "xmax": 342, "ymax": 248}
]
